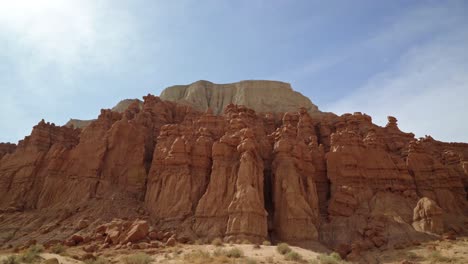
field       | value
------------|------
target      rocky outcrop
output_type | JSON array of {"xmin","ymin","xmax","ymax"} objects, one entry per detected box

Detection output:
[
  {"xmin": 193, "ymin": 105, "xmax": 269, "ymax": 243},
  {"xmin": 412, "ymin": 197, "xmax": 444, "ymax": 234},
  {"xmin": 65, "ymin": 119, "xmax": 94, "ymax": 129},
  {"xmin": 160, "ymin": 80, "xmax": 320, "ymax": 115},
  {"xmin": 0, "ymin": 143, "xmax": 16, "ymax": 160},
  {"xmin": 65, "ymin": 99, "xmax": 142, "ymax": 129},
  {"xmin": 270, "ymin": 110, "xmax": 320, "ymax": 244},
  {"xmin": 111, "ymin": 99, "xmax": 143, "ymax": 113},
  {"xmin": 0, "ymin": 120, "xmax": 80, "ymax": 209},
  {"xmin": 0, "ymin": 81, "xmax": 467, "ymax": 256}
]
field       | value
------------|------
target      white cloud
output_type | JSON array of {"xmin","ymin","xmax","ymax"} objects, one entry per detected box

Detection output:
[
  {"xmin": 0, "ymin": 0, "xmax": 140, "ymax": 143},
  {"xmin": 0, "ymin": 0, "xmax": 137, "ymax": 85},
  {"xmin": 325, "ymin": 28, "xmax": 468, "ymax": 142}
]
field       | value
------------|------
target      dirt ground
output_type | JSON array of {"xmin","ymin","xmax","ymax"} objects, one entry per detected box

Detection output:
[{"xmin": 0, "ymin": 237, "xmax": 467, "ymax": 263}]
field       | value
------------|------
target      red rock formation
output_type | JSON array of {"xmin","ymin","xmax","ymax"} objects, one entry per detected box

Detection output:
[
  {"xmin": 407, "ymin": 139, "xmax": 466, "ymax": 214},
  {"xmin": 270, "ymin": 112, "xmax": 320, "ymax": 244},
  {"xmin": 0, "ymin": 120, "xmax": 80, "ymax": 209},
  {"xmin": 194, "ymin": 105, "xmax": 269, "ymax": 243},
  {"xmin": 0, "ymin": 88, "xmax": 467, "ymax": 255},
  {"xmin": 225, "ymin": 128, "xmax": 267, "ymax": 243},
  {"xmin": 0, "ymin": 143, "xmax": 16, "ymax": 160}
]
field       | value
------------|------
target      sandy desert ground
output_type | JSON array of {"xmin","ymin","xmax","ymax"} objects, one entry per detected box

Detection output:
[{"xmin": 1, "ymin": 237, "xmax": 467, "ymax": 264}]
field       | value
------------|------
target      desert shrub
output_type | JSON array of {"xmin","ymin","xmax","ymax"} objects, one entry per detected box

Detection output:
[
  {"xmin": 183, "ymin": 250, "xmax": 212, "ymax": 263},
  {"xmin": 1, "ymin": 256, "xmax": 19, "ymax": 264},
  {"xmin": 262, "ymin": 240, "xmax": 271, "ymax": 246},
  {"xmin": 428, "ymin": 251, "xmax": 455, "ymax": 263},
  {"xmin": 253, "ymin": 244, "xmax": 261, "ymax": 249},
  {"xmin": 225, "ymin": 247, "xmax": 244, "ymax": 258},
  {"xmin": 329, "ymin": 252, "xmax": 341, "ymax": 260},
  {"xmin": 19, "ymin": 244, "xmax": 44, "ymax": 263},
  {"xmin": 316, "ymin": 252, "xmax": 343, "ymax": 264},
  {"xmin": 27, "ymin": 244, "xmax": 44, "ymax": 254},
  {"xmin": 241, "ymin": 239, "xmax": 251, "ymax": 244},
  {"xmin": 123, "ymin": 253, "xmax": 152, "ymax": 264},
  {"xmin": 211, "ymin": 238, "xmax": 223, "ymax": 247},
  {"xmin": 285, "ymin": 251, "xmax": 303, "ymax": 262},
  {"xmin": 84, "ymin": 258, "xmax": 109, "ymax": 264},
  {"xmin": 212, "ymin": 247, "xmax": 244, "ymax": 258},
  {"xmin": 50, "ymin": 244, "xmax": 66, "ymax": 254},
  {"xmin": 308, "ymin": 259, "xmax": 319, "ymax": 264},
  {"xmin": 276, "ymin": 243, "xmax": 292, "ymax": 255}
]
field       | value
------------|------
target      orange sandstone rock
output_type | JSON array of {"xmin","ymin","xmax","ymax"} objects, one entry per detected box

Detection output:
[{"xmin": 0, "ymin": 84, "xmax": 467, "ymax": 253}]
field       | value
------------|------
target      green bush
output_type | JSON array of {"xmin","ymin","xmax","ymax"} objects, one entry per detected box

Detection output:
[
  {"xmin": 285, "ymin": 251, "xmax": 303, "ymax": 262},
  {"xmin": 262, "ymin": 240, "xmax": 271, "ymax": 246},
  {"xmin": 329, "ymin": 252, "xmax": 341, "ymax": 260},
  {"xmin": 123, "ymin": 253, "xmax": 153, "ymax": 264},
  {"xmin": 276, "ymin": 243, "xmax": 292, "ymax": 255},
  {"xmin": 316, "ymin": 252, "xmax": 343, "ymax": 264}
]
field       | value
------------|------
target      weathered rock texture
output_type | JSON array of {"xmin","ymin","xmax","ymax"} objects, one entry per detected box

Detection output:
[
  {"xmin": 160, "ymin": 80, "xmax": 320, "ymax": 115},
  {"xmin": 65, "ymin": 119, "xmax": 94, "ymax": 129},
  {"xmin": 0, "ymin": 143, "xmax": 16, "ymax": 160},
  {"xmin": 65, "ymin": 99, "xmax": 142, "ymax": 129},
  {"xmin": 0, "ymin": 81, "xmax": 467, "ymax": 256},
  {"xmin": 412, "ymin": 197, "xmax": 444, "ymax": 234}
]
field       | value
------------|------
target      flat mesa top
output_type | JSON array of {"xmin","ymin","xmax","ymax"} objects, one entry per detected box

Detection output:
[{"xmin": 160, "ymin": 80, "xmax": 320, "ymax": 115}]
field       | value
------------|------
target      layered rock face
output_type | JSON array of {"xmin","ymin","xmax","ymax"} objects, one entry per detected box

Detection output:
[
  {"xmin": 0, "ymin": 143, "xmax": 16, "ymax": 160},
  {"xmin": 160, "ymin": 80, "xmax": 320, "ymax": 115},
  {"xmin": 0, "ymin": 81, "xmax": 467, "ymax": 256},
  {"xmin": 192, "ymin": 105, "xmax": 269, "ymax": 243}
]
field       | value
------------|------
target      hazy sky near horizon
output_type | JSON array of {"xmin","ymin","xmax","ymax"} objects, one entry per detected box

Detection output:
[{"xmin": 1, "ymin": 0, "xmax": 467, "ymax": 143}]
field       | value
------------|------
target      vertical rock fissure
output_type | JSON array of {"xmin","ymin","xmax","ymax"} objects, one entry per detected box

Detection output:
[{"xmin": 263, "ymin": 168, "xmax": 274, "ymax": 240}]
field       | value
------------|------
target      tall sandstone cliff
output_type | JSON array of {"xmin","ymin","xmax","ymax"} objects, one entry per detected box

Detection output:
[{"xmin": 0, "ymin": 81, "xmax": 467, "ymax": 257}]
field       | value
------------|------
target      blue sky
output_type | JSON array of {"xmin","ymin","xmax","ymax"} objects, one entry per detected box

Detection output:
[{"xmin": 1, "ymin": 0, "xmax": 467, "ymax": 143}]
